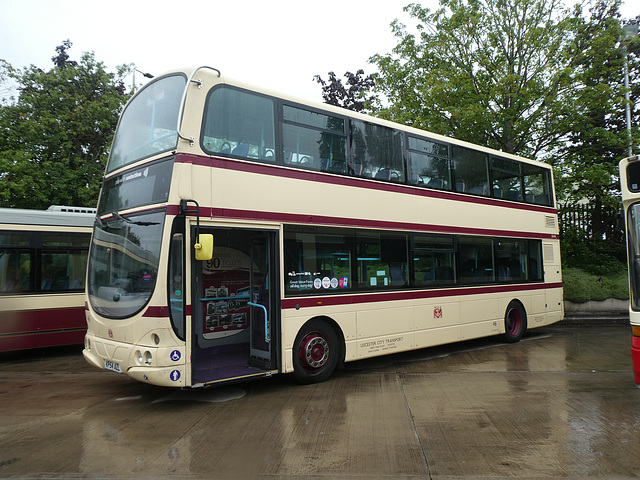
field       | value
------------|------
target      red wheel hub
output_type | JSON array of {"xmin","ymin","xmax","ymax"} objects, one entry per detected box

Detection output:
[
  {"xmin": 299, "ymin": 332, "xmax": 329, "ymax": 370},
  {"xmin": 506, "ymin": 308, "xmax": 522, "ymax": 335}
]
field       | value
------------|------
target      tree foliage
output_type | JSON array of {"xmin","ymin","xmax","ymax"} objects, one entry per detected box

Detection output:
[
  {"xmin": 556, "ymin": 0, "xmax": 639, "ymax": 260},
  {"xmin": 558, "ymin": 1, "xmax": 640, "ymax": 199},
  {"xmin": 0, "ymin": 41, "xmax": 132, "ymax": 209},
  {"xmin": 313, "ymin": 70, "xmax": 376, "ymax": 112},
  {"xmin": 359, "ymin": 0, "xmax": 638, "ymax": 269},
  {"xmin": 0, "ymin": 59, "xmax": 18, "ymax": 104},
  {"xmin": 369, "ymin": 0, "xmax": 575, "ymax": 158}
]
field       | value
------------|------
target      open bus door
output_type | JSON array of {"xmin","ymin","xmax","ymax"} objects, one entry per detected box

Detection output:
[{"xmin": 191, "ymin": 227, "xmax": 278, "ymax": 385}]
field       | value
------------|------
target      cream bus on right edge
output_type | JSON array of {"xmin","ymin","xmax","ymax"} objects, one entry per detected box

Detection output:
[
  {"xmin": 83, "ymin": 66, "xmax": 564, "ymax": 387},
  {"xmin": 619, "ymin": 155, "xmax": 640, "ymax": 384}
]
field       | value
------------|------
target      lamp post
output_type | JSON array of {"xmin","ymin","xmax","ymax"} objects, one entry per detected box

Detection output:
[
  {"xmin": 623, "ymin": 20, "xmax": 638, "ymax": 157},
  {"xmin": 132, "ymin": 68, "xmax": 154, "ymax": 93}
]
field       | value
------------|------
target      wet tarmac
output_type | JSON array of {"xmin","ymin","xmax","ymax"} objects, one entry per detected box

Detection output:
[{"xmin": 0, "ymin": 324, "xmax": 638, "ymax": 479}]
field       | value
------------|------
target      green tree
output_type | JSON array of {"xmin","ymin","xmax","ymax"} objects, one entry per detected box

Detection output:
[
  {"xmin": 313, "ymin": 70, "xmax": 376, "ymax": 112},
  {"xmin": 370, "ymin": 0, "xmax": 574, "ymax": 157},
  {"xmin": 0, "ymin": 41, "xmax": 132, "ymax": 209},
  {"xmin": 369, "ymin": 0, "xmax": 639, "ymax": 274},
  {"xmin": 556, "ymin": 0, "xmax": 638, "ymax": 264},
  {"xmin": 0, "ymin": 59, "xmax": 18, "ymax": 104}
]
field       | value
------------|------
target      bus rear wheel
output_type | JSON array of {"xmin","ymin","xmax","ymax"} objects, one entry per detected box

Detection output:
[
  {"xmin": 293, "ymin": 319, "xmax": 339, "ymax": 384},
  {"xmin": 501, "ymin": 301, "xmax": 527, "ymax": 343}
]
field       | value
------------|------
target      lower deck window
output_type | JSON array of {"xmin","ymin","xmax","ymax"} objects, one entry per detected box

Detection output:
[
  {"xmin": 0, "ymin": 231, "xmax": 90, "ymax": 294},
  {"xmin": 356, "ymin": 232, "xmax": 408, "ymax": 288},
  {"xmin": 285, "ymin": 228, "xmax": 353, "ymax": 294},
  {"xmin": 284, "ymin": 225, "xmax": 545, "ymax": 296}
]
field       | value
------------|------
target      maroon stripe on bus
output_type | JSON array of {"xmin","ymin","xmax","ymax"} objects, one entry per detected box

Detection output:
[
  {"xmin": 0, "ymin": 307, "xmax": 87, "ymax": 352},
  {"xmin": 143, "ymin": 306, "xmax": 170, "ymax": 317},
  {"xmin": 281, "ymin": 282, "xmax": 564, "ymax": 309},
  {"xmin": 0, "ymin": 307, "xmax": 86, "ymax": 335},
  {"xmin": 167, "ymin": 204, "xmax": 558, "ymax": 240},
  {"xmin": 0, "ymin": 329, "xmax": 86, "ymax": 352},
  {"xmin": 174, "ymin": 154, "xmax": 557, "ymax": 215}
]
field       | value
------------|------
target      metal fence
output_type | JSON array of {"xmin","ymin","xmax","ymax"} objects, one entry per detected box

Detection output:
[{"xmin": 558, "ymin": 203, "xmax": 624, "ymax": 244}]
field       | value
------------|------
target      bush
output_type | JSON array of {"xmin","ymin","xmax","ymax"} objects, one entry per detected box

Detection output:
[
  {"xmin": 560, "ymin": 226, "xmax": 627, "ymax": 276},
  {"xmin": 562, "ymin": 267, "xmax": 629, "ymax": 303}
]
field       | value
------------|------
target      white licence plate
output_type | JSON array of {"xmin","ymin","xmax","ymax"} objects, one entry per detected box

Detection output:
[{"xmin": 104, "ymin": 360, "xmax": 122, "ymax": 373}]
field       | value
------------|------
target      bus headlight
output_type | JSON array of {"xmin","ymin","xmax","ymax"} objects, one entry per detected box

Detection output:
[
  {"xmin": 136, "ymin": 350, "xmax": 143, "ymax": 365},
  {"xmin": 144, "ymin": 351, "xmax": 153, "ymax": 365}
]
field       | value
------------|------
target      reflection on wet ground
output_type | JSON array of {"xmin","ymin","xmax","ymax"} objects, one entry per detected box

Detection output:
[{"xmin": 0, "ymin": 325, "xmax": 638, "ymax": 479}]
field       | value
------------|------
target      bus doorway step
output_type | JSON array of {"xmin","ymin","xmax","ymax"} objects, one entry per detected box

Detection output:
[{"xmin": 248, "ymin": 356, "xmax": 271, "ymax": 370}]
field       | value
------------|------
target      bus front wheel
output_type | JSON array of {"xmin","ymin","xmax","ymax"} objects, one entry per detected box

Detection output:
[
  {"xmin": 293, "ymin": 319, "xmax": 339, "ymax": 384},
  {"xmin": 500, "ymin": 301, "xmax": 527, "ymax": 343}
]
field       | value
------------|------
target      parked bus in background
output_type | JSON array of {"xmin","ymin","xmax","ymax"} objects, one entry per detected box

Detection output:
[
  {"xmin": 619, "ymin": 155, "xmax": 640, "ymax": 383},
  {"xmin": 0, "ymin": 205, "xmax": 95, "ymax": 352},
  {"xmin": 83, "ymin": 67, "xmax": 563, "ymax": 387}
]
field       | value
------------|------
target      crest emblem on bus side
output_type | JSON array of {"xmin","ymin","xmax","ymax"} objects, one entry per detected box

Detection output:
[{"xmin": 434, "ymin": 306, "xmax": 443, "ymax": 319}]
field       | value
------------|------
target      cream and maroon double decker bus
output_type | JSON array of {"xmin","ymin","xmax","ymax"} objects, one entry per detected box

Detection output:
[
  {"xmin": 83, "ymin": 66, "xmax": 563, "ymax": 387},
  {"xmin": 619, "ymin": 155, "xmax": 640, "ymax": 383},
  {"xmin": 1, "ymin": 205, "xmax": 94, "ymax": 351}
]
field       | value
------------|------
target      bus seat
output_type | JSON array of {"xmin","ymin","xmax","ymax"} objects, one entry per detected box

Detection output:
[
  {"xmin": 427, "ymin": 178, "xmax": 444, "ymax": 189},
  {"xmin": 375, "ymin": 168, "xmax": 392, "ymax": 180},
  {"xmin": 390, "ymin": 264, "xmax": 405, "ymax": 285},
  {"xmin": 455, "ymin": 181, "xmax": 465, "ymax": 192},
  {"xmin": 435, "ymin": 266, "xmax": 454, "ymax": 282},
  {"xmin": 505, "ymin": 190, "xmax": 521, "ymax": 201},
  {"xmin": 534, "ymin": 194, "xmax": 549, "ymax": 205},
  {"xmin": 328, "ymin": 162, "xmax": 346, "ymax": 174},
  {"xmin": 508, "ymin": 259, "xmax": 522, "ymax": 279},
  {"xmin": 529, "ymin": 258, "xmax": 538, "ymax": 279},
  {"xmin": 468, "ymin": 184, "xmax": 485, "ymax": 195},
  {"xmin": 498, "ymin": 265, "xmax": 510, "ymax": 281},
  {"xmin": 231, "ymin": 143, "xmax": 249, "ymax": 157}
]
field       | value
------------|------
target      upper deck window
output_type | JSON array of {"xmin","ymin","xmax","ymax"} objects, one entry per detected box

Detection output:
[
  {"xmin": 282, "ymin": 106, "xmax": 347, "ymax": 173},
  {"xmin": 202, "ymin": 86, "xmax": 276, "ymax": 162},
  {"xmin": 350, "ymin": 120, "xmax": 405, "ymax": 182},
  {"xmin": 452, "ymin": 146, "xmax": 489, "ymax": 196},
  {"xmin": 196, "ymin": 81, "xmax": 553, "ymax": 207},
  {"xmin": 628, "ymin": 162, "xmax": 640, "ymax": 192},
  {"xmin": 523, "ymin": 163, "xmax": 552, "ymax": 206},
  {"xmin": 407, "ymin": 137, "xmax": 450, "ymax": 189},
  {"xmin": 492, "ymin": 157, "xmax": 523, "ymax": 201},
  {"xmin": 108, "ymin": 74, "xmax": 186, "ymax": 173}
]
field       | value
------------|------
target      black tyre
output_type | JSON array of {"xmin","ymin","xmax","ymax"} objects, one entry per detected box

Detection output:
[
  {"xmin": 293, "ymin": 319, "xmax": 340, "ymax": 384},
  {"xmin": 500, "ymin": 301, "xmax": 527, "ymax": 343}
]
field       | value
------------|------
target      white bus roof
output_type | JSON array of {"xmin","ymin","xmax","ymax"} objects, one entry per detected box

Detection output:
[{"xmin": 0, "ymin": 206, "xmax": 96, "ymax": 228}]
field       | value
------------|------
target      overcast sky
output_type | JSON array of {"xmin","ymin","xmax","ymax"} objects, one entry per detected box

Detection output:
[{"xmin": 0, "ymin": 0, "xmax": 638, "ymax": 103}]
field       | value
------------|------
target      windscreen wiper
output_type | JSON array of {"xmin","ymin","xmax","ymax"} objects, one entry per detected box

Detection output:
[{"xmin": 109, "ymin": 211, "xmax": 159, "ymax": 226}]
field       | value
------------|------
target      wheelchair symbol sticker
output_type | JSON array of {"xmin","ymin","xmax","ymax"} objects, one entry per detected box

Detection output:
[{"xmin": 170, "ymin": 350, "xmax": 181, "ymax": 362}]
